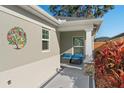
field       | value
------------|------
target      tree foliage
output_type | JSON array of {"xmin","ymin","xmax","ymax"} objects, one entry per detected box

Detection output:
[{"xmin": 49, "ymin": 5, "xmax": 114, "ymax": 18}]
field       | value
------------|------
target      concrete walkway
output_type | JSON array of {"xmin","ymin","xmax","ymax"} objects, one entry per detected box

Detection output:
[{"xmin": 44, "ymin": 64, "xmax": 90, "ymax": 88}]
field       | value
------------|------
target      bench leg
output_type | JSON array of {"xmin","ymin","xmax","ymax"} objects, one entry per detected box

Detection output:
[{"xmin": 69, "ymin": 59, "xmax": 72, "ymax": 63}]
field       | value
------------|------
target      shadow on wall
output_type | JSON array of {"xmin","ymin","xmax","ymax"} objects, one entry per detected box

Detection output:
[
  {"xmin": 55, "ymin": 31, "xmax": 60, "ymax": 54},
  {"xmin": 60, "ymin": 32, "xmax": 73, "ymax": 55},
  {"xmin": 60, "ymin": 35, "xmax": 73, "ymax": 55}
]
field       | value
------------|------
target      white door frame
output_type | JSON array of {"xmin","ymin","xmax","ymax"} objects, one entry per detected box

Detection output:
[{"xmin": 72, "ymin": 36, "xmax": 84, "ymax": 54}]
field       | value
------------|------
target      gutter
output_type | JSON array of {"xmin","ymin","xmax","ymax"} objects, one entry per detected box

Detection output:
[{"xmin": 19, "ymin": 5, "xmax": 61, "ymax": 26}]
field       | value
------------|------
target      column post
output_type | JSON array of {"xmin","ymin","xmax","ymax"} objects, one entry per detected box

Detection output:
[
  {"xmin": 92, "ymin": 35, "xmax": 95, "ymax": 51},
  {"xmin": 84, "ymin": 28, "xmax": 93, "ymax": 63}
]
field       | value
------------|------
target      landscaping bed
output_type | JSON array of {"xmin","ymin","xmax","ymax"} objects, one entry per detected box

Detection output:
[{"xmin": 94, "ymin": 40, "xmax": 124, "ymax": 88}]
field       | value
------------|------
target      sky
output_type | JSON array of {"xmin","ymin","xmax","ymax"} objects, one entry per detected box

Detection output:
[{"xmin": 39, "ymin": 5, "xmax": 124, "ymax": 38}]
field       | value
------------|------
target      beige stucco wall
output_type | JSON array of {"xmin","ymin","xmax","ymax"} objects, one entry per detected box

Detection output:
[
  {"xmin": 60, "ymin": 31, "xmax": 85, "ymax": 55},
  {"xmin": 0, "ymin": 55, "xmax": 60, "ymax": 88},
  {"xmin": 0, "ymin": 7, "xmax": 60, "ymax": 87}
]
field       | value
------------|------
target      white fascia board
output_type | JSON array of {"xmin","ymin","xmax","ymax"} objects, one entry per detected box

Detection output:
[
  {"xmin": 18, "ymin": 5, "xmax": 61, "ymax": 26},
  {"xmin": 57, "ymin": 18, "xmax": 103, "ymax": 32},
  {"xmin": 57, "ymin": 25, "xmax": 90, "ymax": 32},
  {"xmin": 58, "ymin": 18, "xmax": 103, "ymax": 27},
  {"xmin": 32, "ymin": 6, "xmax": 59, "ymax": 24}
]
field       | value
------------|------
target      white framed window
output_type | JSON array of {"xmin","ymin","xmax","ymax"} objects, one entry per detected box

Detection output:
[
  {"xmin": 42, "ymin": 27, "xmax": 50, "ymax": 52},
  {"xmin": 72, "ymin": 36, "xmax": 84, "ymax": 54}
]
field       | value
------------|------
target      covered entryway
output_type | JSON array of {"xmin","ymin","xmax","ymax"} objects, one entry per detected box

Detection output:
[
  {"xmin": 42, "ymin": 18, "xmax": 102, "ymax": 88},
  {"xmin": 57, "ymin": 18, "xmax": 102, "ymax": 64},
  {"xmin": 60, "ymin": 31, "xmax": 85, "ymax": 55}
]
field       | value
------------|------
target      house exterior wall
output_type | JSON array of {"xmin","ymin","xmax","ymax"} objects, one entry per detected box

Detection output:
[
  {"xmin": 60, "ymin": 31, "xmax": 85, "ymax": 55},
  {"xmin": 0, "ymin": 6, "xmax": 60, "ymax": 87}
]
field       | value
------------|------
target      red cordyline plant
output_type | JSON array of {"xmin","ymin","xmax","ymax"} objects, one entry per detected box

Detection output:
[{"xmin": 94, "ymin": 39, "xmax": 124, "ymax": 88}]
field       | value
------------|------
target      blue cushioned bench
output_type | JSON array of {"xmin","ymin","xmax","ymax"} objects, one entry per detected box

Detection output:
[
  {"xmin": 62, "ymin": 53, "xmax": 84, "ymax": 64},
  {"xmin": 62, "ymin": 53, "xmax": 72, "ymax": 60},
  {"xmin": 62, "ymin": 53, "xmax": 72, "ymax": 63},
  {"xmin": 71, "ymin": 54, "xmax": 84, "ymax": 64}
]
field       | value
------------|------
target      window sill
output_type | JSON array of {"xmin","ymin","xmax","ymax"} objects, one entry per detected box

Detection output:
[{"xmin": 42, "ymin": 50, "xmax": 50, "ymax": 52}]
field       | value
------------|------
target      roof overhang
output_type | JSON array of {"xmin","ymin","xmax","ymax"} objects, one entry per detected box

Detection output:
[
  {"xmin": 18, "ymin": 5, "xmax": 103, "ymax": 35},
  {"xmin": 57, "ymin": 18, "xmax": 103, "ymax": 35},
  {"xmin": 18, "ymin": 5, "xmax": 61, "ymax": 26}
]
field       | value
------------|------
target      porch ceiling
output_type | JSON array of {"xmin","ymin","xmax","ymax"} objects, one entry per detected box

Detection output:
[{"xmin": 57, "ymin": 18, "xmax": 103, "ymax": 33}]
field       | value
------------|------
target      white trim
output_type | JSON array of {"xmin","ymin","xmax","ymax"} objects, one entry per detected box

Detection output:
[
  {"xmin": 41, "ymin": 50, "xmax": 50, "ymax": 53},
  {"xmin": 18, "ymin": 5, "xmax": 60, "ymax": 26},
  {"xmin": 29, "ymin": 6, "xmax": 60, "ymax": 25},
  {"xmin": 42, "ymin": 39, "xmax": 49, "ymax": 41},
  {"xmin": 41, "ymin": 27, "xmax": 50, "ymax": 52},
  {"xmin": 72, "ymin": 36, "xmax": 84, "ymax": 54},
  {"xmin": 59, "ymin": 18, "xmax": 103, "ymax": 26},
  {"xmin": 73, "ymin": 46, "xmax": 84, "ymax": 47},
  {"xmin": 57, "ymin": 18, "xmax": 102, "ymax": 32},
  {"xmin": 0, "ymin": 6, "xmax": 55, "ymax": 31}
]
